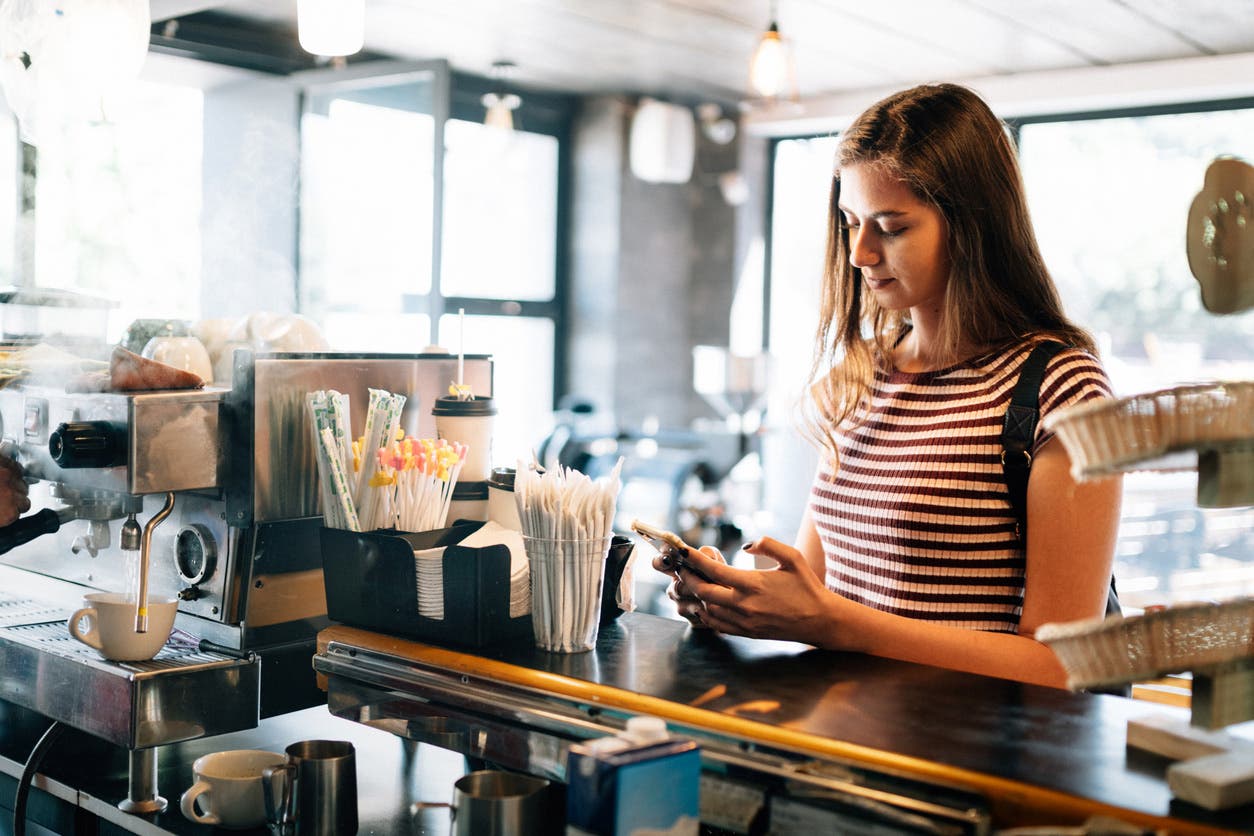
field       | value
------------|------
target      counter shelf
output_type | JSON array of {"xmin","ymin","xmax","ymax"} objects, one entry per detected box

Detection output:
[{"xmin": 315, "ymin": 614, "xmax": 1252, "ymax": 834}]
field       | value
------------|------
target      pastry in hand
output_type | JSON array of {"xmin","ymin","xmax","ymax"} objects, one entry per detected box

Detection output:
[{"xmin": 1187, "ymin": 155, "xmax": 1254, "ymax": 315}]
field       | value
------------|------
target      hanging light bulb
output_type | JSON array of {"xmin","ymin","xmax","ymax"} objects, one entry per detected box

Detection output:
[
  {"xmin": 749, "ymin": 1, "xmax": 793, "ymax": 99},
  {"xmin": 297, "ymin": 0, "xmax": 365, "ymax": 58},
  {"xmin": 482, "ymin": 60, "xmax": 521, "ymax": 131},
  {"xmin": 481, "ymin": 92, "xmax": 521, "ymax": 130}
]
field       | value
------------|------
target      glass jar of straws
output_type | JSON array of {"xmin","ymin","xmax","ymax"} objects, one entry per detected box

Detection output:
[
  {"xmin": 515, "ymin": 461, "xmax": 622, "ymax": 653},
  {"xmin": 523, "ymin": 535, "xmax": 613, "ymax": 652}
]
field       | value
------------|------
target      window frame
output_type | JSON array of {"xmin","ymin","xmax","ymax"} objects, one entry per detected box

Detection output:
[
  {"xmin": 446, "ymin": 70, "xmax": 575, "ymax": 407},
  {"xmin": 294, "ymin": 61, "xmax": 576, "ymax": 409}
]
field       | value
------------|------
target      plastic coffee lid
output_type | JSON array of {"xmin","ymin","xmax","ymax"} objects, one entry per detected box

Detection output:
[
  {"xmin": 451, "ymin": 480, "xmax": 489, "ymax": 500},
  {"xmin": 488, "ymin": 467, "xmax": 516, "ymax": 491},
  {"xmin": 621, "ymin": 716, "xmax": 668, "ymax": 744},
  {"xmin": 431, "ymin": 395, "xmax": 497, "ymax": 416}
]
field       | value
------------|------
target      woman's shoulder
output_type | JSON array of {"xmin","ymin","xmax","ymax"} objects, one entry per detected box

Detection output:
[{"xmin": 1034, "ymin": 342, "xmax": 1113, "ymax": 415}]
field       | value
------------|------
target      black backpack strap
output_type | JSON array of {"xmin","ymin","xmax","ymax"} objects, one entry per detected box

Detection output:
[
  {"xmin": 1001, "ymin": 341, "xmax": 1067, "ymax": 542},
  {"xmin": 1001, "ymin": 341, "xmax": 1124, "ymax": 632}
]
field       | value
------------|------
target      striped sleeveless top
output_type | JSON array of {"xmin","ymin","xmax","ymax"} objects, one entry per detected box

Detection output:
[{"xmin": 808, "ymin": 342, "xmax": 1113, "ymax": 633}]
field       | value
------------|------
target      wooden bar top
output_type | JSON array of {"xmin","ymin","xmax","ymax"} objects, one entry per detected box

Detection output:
[{"xmin": 318, "ymin": 612, "xmax": 1253, "ymax": 834}]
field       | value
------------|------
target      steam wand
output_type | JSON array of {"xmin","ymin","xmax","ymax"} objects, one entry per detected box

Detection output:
[{"xmin": 134, "ymin": 493, "xmax": 175, "ymax": 633}]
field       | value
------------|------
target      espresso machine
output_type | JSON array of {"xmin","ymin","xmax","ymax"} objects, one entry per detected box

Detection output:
[{"xmin": 0, "ymin": 350, "xmax": 492, "ymax": 811}]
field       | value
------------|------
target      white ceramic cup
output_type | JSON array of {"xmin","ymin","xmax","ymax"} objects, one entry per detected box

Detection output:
[
  {"xmin": 141, "ymin": 335, "xmax": 214, "ymax": 383},
  {"xmin": 68, "ymin": 592, "xmax": 178, "ymax": 661},
  {"xmin": 181, "ymin": 749, "xmax": 287, "ymax": 830}
]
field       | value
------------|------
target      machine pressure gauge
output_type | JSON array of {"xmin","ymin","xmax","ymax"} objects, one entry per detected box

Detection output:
[{"xmin": 174, "ymin": 524, "xmax": 217, "ymax": 586}]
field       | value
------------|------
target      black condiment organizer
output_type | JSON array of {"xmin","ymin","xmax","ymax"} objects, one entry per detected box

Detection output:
[
  {"xmin": 321, "ymin": 521, "xmax": 635, "ymax": 648},
  {"xmin": 320, "ymin": 520, "xmax": 532, "ymax": 648}
]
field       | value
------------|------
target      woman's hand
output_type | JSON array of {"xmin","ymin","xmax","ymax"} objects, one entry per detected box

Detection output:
[
  {"xmin": 675, "ymin": 536, "xmax": 839, "ymax": 647},
  {"xmin": 0, "ymin": 457, "xmax": 30, "ymax": 527},
  {"xmin": 651, "ymin": 544, "xmax": 726, "ymax": 628}
]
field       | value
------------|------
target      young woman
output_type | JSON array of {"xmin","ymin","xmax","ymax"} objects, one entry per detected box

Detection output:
[{"xmin": 657, "ymin": 83, "xmax": 1121, "ymax": 689}]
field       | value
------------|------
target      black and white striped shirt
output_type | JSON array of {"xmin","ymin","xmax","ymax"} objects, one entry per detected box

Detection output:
[{"xmin": 809, "ymin": 342, "xmax": 1113, "ymax": 633}]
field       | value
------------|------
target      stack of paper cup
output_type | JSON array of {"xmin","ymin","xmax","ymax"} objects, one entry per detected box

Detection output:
[{"xmin": 487, "ymin": 467, "xmax": 522, "ymax": 531}]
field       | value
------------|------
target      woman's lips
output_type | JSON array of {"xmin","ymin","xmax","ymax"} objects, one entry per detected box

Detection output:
[{"xmin": 865, "ymin": 276, "xmax": 896, "ymax": 290}]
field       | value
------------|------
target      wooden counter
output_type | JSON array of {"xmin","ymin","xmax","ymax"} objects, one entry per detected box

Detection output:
[{"xmin": 317, "ymin": 612, "xmax": 1253, "ymax": 834}]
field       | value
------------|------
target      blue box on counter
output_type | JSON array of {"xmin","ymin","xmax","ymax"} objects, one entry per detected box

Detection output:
[{"xmin": 566, "ymin": 736, "xmax": 701, "ymax": 836}]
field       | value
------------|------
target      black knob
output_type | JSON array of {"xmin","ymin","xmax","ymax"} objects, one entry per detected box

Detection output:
[
  {"xmin": 177, "ymin": 586, "xmax": 205, "ymax": 601},
  {"xmin": 48, "ymin": 421, "xmax": 127, "ymax": 469}
]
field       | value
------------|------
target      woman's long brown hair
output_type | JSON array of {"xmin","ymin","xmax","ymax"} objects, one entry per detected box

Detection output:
[{"xmin": 802, "ymin": 83, "xmax": 1097, "ymax": 465}]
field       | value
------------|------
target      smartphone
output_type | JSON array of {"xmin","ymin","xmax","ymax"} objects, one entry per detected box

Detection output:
[{"xmin": 629, "ymin": 519, "xmax": 714, "ymax": 583}]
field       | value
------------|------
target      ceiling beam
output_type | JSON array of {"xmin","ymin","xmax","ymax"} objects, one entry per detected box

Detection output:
[{"xmin": 744, "ymin": 50, "xmax": 1254, "ymax": 136}]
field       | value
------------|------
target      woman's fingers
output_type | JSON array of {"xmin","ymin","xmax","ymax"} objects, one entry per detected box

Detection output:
[{"xmin": 742, "ymin": 536, "xmax": 808, "ymax": 572}]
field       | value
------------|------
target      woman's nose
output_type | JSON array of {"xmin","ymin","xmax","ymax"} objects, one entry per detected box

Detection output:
[{"xmin": 848, "ymin": 227, "xmax": 880, "ymax": 268}]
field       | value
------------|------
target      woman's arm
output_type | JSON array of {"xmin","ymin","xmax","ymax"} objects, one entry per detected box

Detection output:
[
  {"xmin": 681, "ymin": 439, "xmax": 1122, "ymax": 689},
  {"xmin": 792, "ymin": 509, "xmax": 827, "ymax": 580},
  {"xmin": 1018, "ymin": 437, "xmax": 1122, "ymax": 636}
]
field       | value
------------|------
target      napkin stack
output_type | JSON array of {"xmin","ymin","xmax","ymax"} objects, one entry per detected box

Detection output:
[
  {"xmin": 414, "ymin": 547, "xmax": 446, "ymax": 620},
  {"xmin": 461, "ymin": 521, "xmax": 530, "ymax": 618},
  {"xmin": 412, "ymin": 521, "xmax": 530, "ymax": 622}
]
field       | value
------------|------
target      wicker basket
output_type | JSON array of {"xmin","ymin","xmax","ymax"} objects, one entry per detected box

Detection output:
[
  {"xmin": 1043, "ymin": 381, "xmax": 1254, "ymax": 479},
  {"xmin": 1037, "ymin": 599, "xmax": 1254, "ymax": 690}
]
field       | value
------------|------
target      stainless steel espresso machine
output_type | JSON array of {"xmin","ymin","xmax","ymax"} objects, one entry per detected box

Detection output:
[{"xmin": 0, "ymin": 350, "xmax": 492, "ymax": 811}]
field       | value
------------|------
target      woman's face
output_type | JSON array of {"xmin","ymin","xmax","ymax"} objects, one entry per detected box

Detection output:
[{"xmin": 837, "ymin": 163, "xmax": 950, "ymax": 316}]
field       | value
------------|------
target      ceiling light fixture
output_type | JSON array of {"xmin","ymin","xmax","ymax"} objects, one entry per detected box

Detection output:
[
  {"xmin": 629, "ymin": 98, "xmax": 696, "ymax": 184},
  {"xmin": 748, "ymin": 0, "xmax": 795, "ymax": 100},
  {"xmin": 481, "ymin": 61, "xmax": 521, "ymax": 131},
  {"xmin": 297, "ymin": 0, "xmax": 365, "ymax": 58}
]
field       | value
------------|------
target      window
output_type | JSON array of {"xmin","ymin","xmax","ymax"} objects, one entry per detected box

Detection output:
[
  {"xmin": 0, "ymin": 110, "xmax": 16, "ymax": 285},
  {"xmin": 299, "ymin": 65, "xmax": 570, "ymax": 466},
  {"xmin": 442, "ymin": 118, "xmax": 557, "ymax": 301},
  {"xmin": 762, "ymin": 135, "xmax": 835, "ymax": 542},
  {"xmin": 299, "ymin": 71, "xmax": 439, "ymax": 351},
  {"xmin": 30, "ymin": 80, "xmax": 203, "ymax": 342},
  {"xmin": 1018, "ymin": 104, "xmax": 1254, "ymax": 608}
]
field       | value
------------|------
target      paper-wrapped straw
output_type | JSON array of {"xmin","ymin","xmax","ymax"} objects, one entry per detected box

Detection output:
[
  {"xmin": 354, "ymin": 388, "xmax": 407, "ymax": 531},
  {"xmin": 308, "ymin": 390, "xmax": 357, "ymax": 529},
  {"xmin": 319, "ymin": 427, "xmax": 361, "ymax": 531},
  {"xmin": 515, "ymin": 460, "xmax": 622, "ymax": 651}
]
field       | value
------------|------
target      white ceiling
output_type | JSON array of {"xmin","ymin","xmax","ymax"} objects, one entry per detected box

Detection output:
[{"xmin": 150, "ymin": 0, "xmax": 1254, "ymax": 109}]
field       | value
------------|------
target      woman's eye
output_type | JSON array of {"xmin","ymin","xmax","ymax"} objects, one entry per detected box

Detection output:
[{"xmin": 879, "ymin": 226, "xmax": 905, "ymax": 238}]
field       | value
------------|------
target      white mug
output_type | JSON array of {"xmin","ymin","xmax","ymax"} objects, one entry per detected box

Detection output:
[
  {"xmin": 181, "ymin": 749, "xmax": 287, "ymax": 830},
  {"xmin": 68, "ymin": 592, "xmax": 178, "ymax": 661}
]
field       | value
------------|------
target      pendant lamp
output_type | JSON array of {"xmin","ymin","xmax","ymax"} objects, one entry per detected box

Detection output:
[
  {"xmin": 297, "ymin": 0, "xmax": 365, "ymax": 58},
  {"xmin": 749, "ymin": 0, "xmax": 794, "ymax": 99},
  {"xmin": 481, "ymin": 61, "xmax": 521, "ymax": 131}
]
